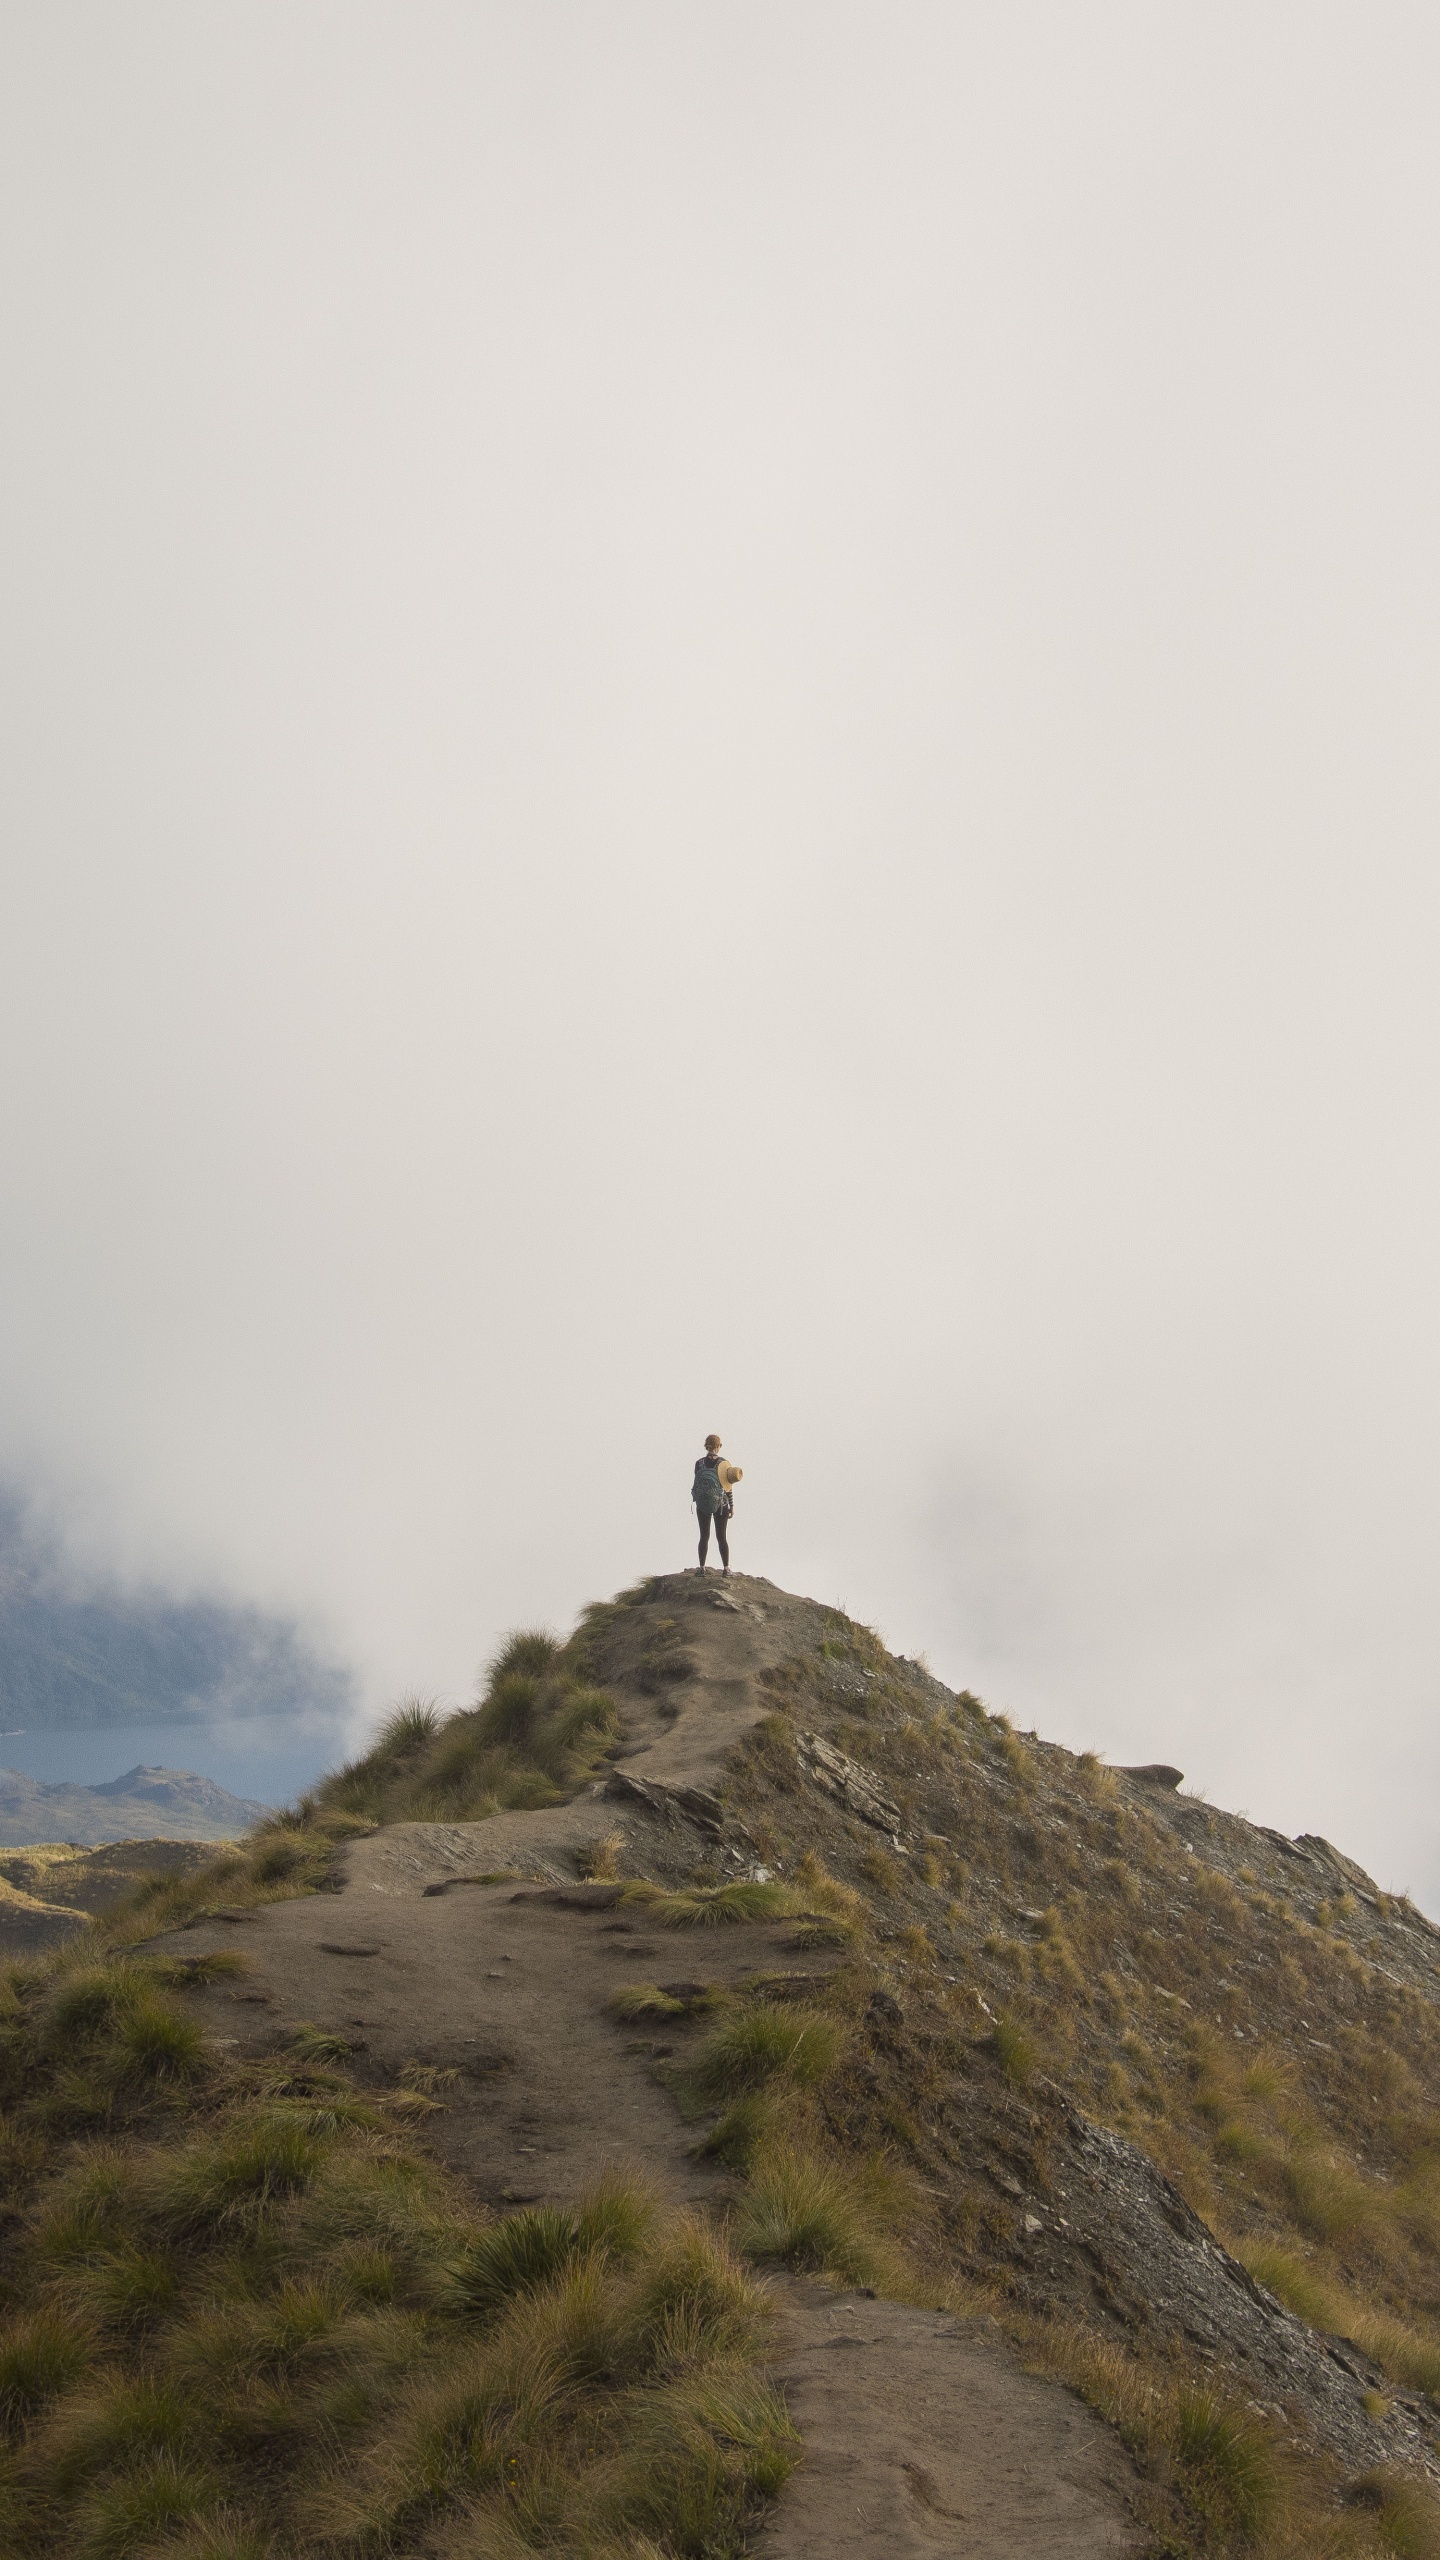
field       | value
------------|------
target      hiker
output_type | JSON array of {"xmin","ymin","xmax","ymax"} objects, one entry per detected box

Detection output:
[{"xmin": 692, "ymin": 1434, "xmax": 742, "ymax": 1573}]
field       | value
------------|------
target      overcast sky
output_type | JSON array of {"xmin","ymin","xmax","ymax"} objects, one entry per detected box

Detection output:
[{"xmin": 3, "ymin": 7, "xmax": 1439, "ymax": 1899}]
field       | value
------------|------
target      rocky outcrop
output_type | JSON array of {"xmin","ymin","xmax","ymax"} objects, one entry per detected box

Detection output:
[
  {"xmin": 603, "ymin": 1767, "xmax": 729, "ymax": 1837},
  {"xmin": 796, "ymin": 1732, "xmax": 903, "ymax": 1837}
]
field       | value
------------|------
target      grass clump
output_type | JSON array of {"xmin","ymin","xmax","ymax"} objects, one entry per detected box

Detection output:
[
  {"xmin": 447, "ymin": 2208, "xmax": 589, "ymax": 2322},
  {"xmin": 576, "ymin": 1829, "xmax": 626, "ymax": 1882},
  {"xmin": 1345, "ymin": 2469, "xmax": 1440, "ymax": 2560},
  {"xmin": 0, "ymin": 2309, "xmax": 92, "ymax": 2438},
  {"xmin": 619, "ymin": 1880, "xmax": 803, "ymax": 1929},
  {"xmin": 734, "ymin": 2150, "xmax": 886, "ymax": 2286},
  {"xmin": 1242, "ymin": 2245, "xmax": 1440, "ymax": 2400},
  {"xmin": 688, "ymin": 2003, "xmax": 844, "ymax": 2100},
  {"xmin": 447, "ymin": 2180, "xmax": 658, "ymax": 2324},
  {"xmin": 614, "ymin": 2367, "xmax": 799, "ymax": 2550},
  {"xmin": 1167, "ymin": 2383, "xmax": 1280, "ymax": 2545},
  {"xmin": 308, "ymin": 1630, "xmax": 616, "ymax": 1834},
  {"xmin": 1033, "ymin": 2323, "xmax": 1284, "ymax": 2553},
  {"xmin": 628, "ymin": 2218, "xmax": 768, "ymax": 2372},
  {"xmin": 610, "ymin": 1984, "xmax": 688, "ymax": 2021},
  {"xmin": 71, "ymin": 2449, "xmax": 227, "ymax": 2559},
  {"xmin": 991, "ymin": 2009, "xmax": 1041, "ymax": 2089},
  {"xmin": 0, "ymin": 1959, "xmax": 793, "ymax": 2560}
]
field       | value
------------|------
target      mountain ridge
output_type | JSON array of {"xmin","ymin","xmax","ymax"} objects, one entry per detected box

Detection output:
[
  {"xmin": 4, "ymin": 1568, "xmax": 1439, "ymax": 2558},
  {"xmin": 0, "ymin": 1760, "xmax": 273, "ymax": 1846},
  {"xmin": 0, "ymin": 1488, "xmax": 352, "ymax": 1729}
]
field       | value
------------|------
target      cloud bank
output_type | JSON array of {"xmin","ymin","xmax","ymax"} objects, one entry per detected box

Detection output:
[{"xmin": 1, "ymin": 7, "xmax": 1437, "ymax": 1898}]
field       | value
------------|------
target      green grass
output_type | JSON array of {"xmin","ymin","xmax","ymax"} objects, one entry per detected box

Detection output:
[
  {"xmin": 619, "ymin": 1880, "xmax": 804, "ymax": 1928},
  {"xmin": 446, "ymin": 2180, "xmax": 658, "ymax": 2324},
  {"xmin": 609, "ymin": 1984, "xmax": 688, "ymax": 2021},
  {"xmin": 0, "ymin": 1949, "xmax": 793, "ymax": 2560},
  {"xmin": 447, "ymin": 2207, "xmax": 592, "ymax": 2321},
  {"xmin": 991, "ymin": 2009, "xmax": 1041, "ymax": 2089},
  {"xmin": 1168, "ymin": 2383, "xmax": 1280, "ymax": 2544},
  {"xmin": 1345, "ymin": 2470, "xmax": 1440, "ymax": 2560},
  {"xmin": 687, "ymin": 2003, "xmax": 844, "ymax": 2100},
  {"xmin": 0, "ymin": 2309, "xmax": 92, "ymax": 2437},
  {"xmin": 732, "ymin": 2149, "xmax": 885, "ymax": 2285},
  {"xmin": 71, "ymin": 2450, "xmax": 227, "ymax": 2560},
  {"xmin": 302, "ymin": 2212, "xmax": 778, "ymax": 2556}
]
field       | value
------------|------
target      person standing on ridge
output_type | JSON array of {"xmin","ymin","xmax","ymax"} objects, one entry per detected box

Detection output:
[{"xmin": 692, "ymin": 1434, "xmax": 742, "ymax": 1573}]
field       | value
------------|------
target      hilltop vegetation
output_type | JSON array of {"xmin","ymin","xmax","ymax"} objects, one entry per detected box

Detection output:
[
  {"xmin": 728, "ymin": 1624, "xmax": 1440, "ymax": 2392},
  {"xmin": 311, "ymin": 1630, "xmax": 619, "ymax": 1828},
  {"xmin": 2, "ymin": 1576, "xmax": 1440, "ymax": 2557}
]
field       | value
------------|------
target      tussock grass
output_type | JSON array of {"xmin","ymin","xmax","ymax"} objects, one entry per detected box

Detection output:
[
  {"xmin": 610, "ymin": 2365, "xmax": 799, "ymax": 2550},
  {"xmin": 306, "ymin": 1632, "xmax": 616, "ymax": 1836},
  {"xmin": 1032, "ymin": 2317, "xmax": 1440, "ymax": 2556},
  {"xmin": 448, "ymin": 2208, "xmax": 592, "ymax": 2322},
  {"xmin": 306, "ymin": 2212, "xmax": 777, "ymax": 2557},
  {"xmin": 0, "ymin": 2307, "xmax": 92, "ymax": 2437},
  {"xmin": 733, "ymin": 2149, "xmax": 888, "ymax": 2285},
  {"xmin": 575, "ymin": 1830, "xmax": 626, "ymax": 1883},
  {"xmin": 1030, "ymin": 2321, "xmax": 1282, "ymax": 2547},
  {"xmin": 288, "ymin": 2023, "xmax": 357, "ymax": 2065},
  {"xmin": 72, "ymin": 2447, "xmax": 227, "ymax": 2559},
  {"xmin": 618, "ymin": 1880, "xmax": 804, "ymax": 1928},
  {"xmin": 143, "ymin": 1953, "xmax": 250, "ymax": 1990},
  {"xmin": 1344, "ymin": 2469, "xmax": 1440, "ymax": 2560},
  {"xmin": 793, "ymin": 1851, "xmax": 867, "ymax": 1933},
  {"xmin": 446, "ymin": 2180, "xmax": 658, "ymax": 2325},
  {"xmin": 687, "ymin": 2003, "xmax": 844, "ymax": 2100},
  {"xmin": 0, "ymin": 1940, "xmax": 791, "ymax": 2560},
  {"xmin": 609, "ymin": 1984, "xmax": 688, "ymax": 2021},
  {"xmin": 991, "ymin": 2009, "xmax": 1041, "ymax": 2088}
]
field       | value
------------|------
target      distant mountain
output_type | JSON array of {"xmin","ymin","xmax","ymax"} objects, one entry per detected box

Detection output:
[
  {"xmin": 0, "ymin": 1835, "xmax": 224, "ymax": 1954},
  {"xmin": 0, "ymin": 1763, "xmax": 273, "ymax": 1846},
  {"xmin": 0, "ymin": 1491, "xmax": 352, "ymax": 1729}
]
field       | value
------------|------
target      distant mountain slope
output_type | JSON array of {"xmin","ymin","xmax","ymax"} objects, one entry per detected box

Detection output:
[
  {"xmin": 0, "ymin": 1835, "xmax": 222, "ymax": 1954},
  {"xmin": 0, "ymin": 1762, "xmax": 272, "ymax": 1846},
  {"xmin": 0, "ymin": 1490, "xmax": 352, "ymax": 1728}
]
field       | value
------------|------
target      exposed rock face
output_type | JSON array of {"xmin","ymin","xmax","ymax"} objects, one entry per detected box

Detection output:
[
  {"xmin": 603, "ymin": 1767, "xmax": 728, "ymax": 1836},
  {"xmin": 1049, "ymin": 2113, "xmax": 1437, "ymax": 2474},
  {"xmin": 795, "ymin": 1731, "xmax": 902, "ymax": 1836}
]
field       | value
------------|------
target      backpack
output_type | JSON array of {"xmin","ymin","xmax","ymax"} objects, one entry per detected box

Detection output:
[{"xmin": 692, "ymin": 1457, "xmax": 723, "ymax": 1513}]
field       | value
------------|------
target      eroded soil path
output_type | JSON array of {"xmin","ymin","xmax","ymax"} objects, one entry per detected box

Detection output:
[
  {"xmin": 142, "ymin": 1571, "xmax": 1145, "ymax": 2555},
  {"xmin": 759, "ymin": 2282, "xmax": 1140, "ymax": 2559}
]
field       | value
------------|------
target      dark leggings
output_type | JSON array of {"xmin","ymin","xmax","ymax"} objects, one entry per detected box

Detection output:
[{"xmin": 697, "ymin": 1506, "xmax": 730, "ymax": 1568}]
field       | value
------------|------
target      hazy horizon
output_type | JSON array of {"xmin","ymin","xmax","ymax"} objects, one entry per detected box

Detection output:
[{"xmin": 4, "ymin": 8, "xmax": 1439, "ymax": 1904}]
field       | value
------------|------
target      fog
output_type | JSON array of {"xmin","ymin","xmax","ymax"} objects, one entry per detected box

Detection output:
[{"xmin": 3, "ymin": 8, "xmax": 1439, "ymax": 1896}]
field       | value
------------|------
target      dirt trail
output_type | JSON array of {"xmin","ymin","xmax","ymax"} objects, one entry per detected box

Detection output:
[
  {"xmin": 759, "ymin": 2282, "xmax": 1140, "ymax": 2558},
  {"xmin": 143, "ymin": 1569, "xmax": 1144, "ymax": 2553}
]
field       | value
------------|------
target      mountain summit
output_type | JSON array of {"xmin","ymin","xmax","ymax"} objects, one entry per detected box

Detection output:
[
  {"xmin": 3, "ymin": 1569, "xmax": 1438, "ymax": 2558},
  {"xmin": 0, "ymin": 1761, "xmax": 272, "ymax": 1846}
]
